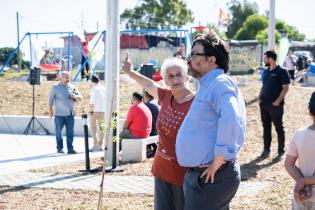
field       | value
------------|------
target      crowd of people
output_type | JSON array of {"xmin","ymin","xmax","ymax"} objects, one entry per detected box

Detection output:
[{"xmin": 46, "ymin": 30, "xmax": 315, "ymax": 210}]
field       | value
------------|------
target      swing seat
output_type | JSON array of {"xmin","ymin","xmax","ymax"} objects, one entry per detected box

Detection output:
[{"xmin": 38, "ymin": 64, "xmax": 61, "ymax": 71}]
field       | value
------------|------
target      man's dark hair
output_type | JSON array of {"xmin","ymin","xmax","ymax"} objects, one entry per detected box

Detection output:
[
  {"xmin": 144, "ymin": 91, "xmax": 154, "ymax": 101},
  {"xmin": 264, "ymin": 50, "xmax": 277, "ymax": 61},
  {"xmin": 192, "ymin": 31, "xmax": 230, "ymax": 73},
  {"xmin": 309, "ymin": 92, "xmax": 315, "ymax": 116},
  {"xmin": 132, "ymin": 92, "xmax": 143, "ymax": 101},
  {"xmin": 91, "ymin": 75, "xmax": 99, "ymax": 83}
]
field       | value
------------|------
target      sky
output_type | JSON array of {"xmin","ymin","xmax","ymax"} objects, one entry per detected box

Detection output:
[{"xmin": 0, "ymin": 0, "xmax": 315, "ymax": 48}]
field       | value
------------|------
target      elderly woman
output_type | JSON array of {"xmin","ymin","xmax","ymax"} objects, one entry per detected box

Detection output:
[{"xmin": 122, "ymin": 54, "xmax": 194, "ymax": 210}]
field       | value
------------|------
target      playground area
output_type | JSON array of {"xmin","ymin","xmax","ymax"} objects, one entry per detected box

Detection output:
[{"xmin": 0, "ymin": 71, "xmax": 315, "ymax": 209}]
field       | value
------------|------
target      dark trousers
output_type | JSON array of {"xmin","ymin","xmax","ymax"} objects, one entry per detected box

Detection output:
[
  {"xmin": 81, "ymin": 56, "xmax": 90, "ymax": 80},
  {"xmin": 288, "ymin": 69, "xmax": 295, "ymax": 80},
  {"xmin": 184, "ymin": 160, "xmax": 240, "ymax": 210},
  {"xmin": 259, "ymin": 104, "xmax": 285, "ymax": 152},
  {"xmin": 154, "ymin": 177, "xmax": 185, "ymax": 210}
]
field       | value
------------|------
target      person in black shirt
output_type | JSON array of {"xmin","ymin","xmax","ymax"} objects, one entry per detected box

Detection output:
[
  {"xmin": 144, "ymin": 91, "xmax": 159, "ymax": 136},
  {"xmin": 144, "ymin": 91, "xmax": 160, "ymax": 157},
  {"xmin": 259, "ymin": 50, "xmax": 290, "ymax": 159}
]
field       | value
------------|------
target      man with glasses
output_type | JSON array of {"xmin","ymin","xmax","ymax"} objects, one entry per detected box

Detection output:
[{"xmin": 176, "ymin": 31, "xmax": 246, "ymax": 210}]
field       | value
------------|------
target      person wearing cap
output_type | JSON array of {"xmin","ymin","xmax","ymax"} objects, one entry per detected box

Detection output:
[
  {"xmin": 285, "ymin": 91, "xmax": 315, "ymax": 209},
  {"xmin": 89, "ymin": 75, "xmax": 106, "ymax": 152}
]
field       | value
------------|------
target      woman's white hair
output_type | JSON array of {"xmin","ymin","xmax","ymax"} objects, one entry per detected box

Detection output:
[
  {"xmin": 160, "ymin": 58, "xmax": 188, "ymax": 81},
  {"xmin": 59, "ymin": 71, "xmax": 70, "ymax": 78}
]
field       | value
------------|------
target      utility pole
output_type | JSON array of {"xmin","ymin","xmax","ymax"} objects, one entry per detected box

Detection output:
[
  {"xmin": 80, "ymin": 11, "xmax": 86, "ymax": 35},
  {"xmin": 16, "ymin": 12, "xmax": 21, "ymax": 71},
  {"xmin": 268, "ymin": 0, "xmax": 275, "ymax": 50},
  {"xmin": 104, "ymin": 0, "xmax": 120, "ymax": 169}
]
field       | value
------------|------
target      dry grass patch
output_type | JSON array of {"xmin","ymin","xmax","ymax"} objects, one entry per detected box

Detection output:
[
  {"xmin": 0, "ymin": 186, "xmax": 153, "ymax": 210},
  {"xmin": 29, "ymin": 157, "xmax": 154, "ymax": 176}
]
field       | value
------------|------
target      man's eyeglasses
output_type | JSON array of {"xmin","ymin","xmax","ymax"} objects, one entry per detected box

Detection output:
[{"xmin": 189, "ymin": 51, "xmax": 208, "ymax": 58}]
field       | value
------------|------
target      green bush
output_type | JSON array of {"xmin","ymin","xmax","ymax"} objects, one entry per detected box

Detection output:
[{"xmin": 0, "ymin": 47, "xmax": 28, "ymax": 67}]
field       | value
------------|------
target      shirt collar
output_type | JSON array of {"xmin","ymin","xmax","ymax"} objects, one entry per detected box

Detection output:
[{"xmin": 199, "ymin": 68, "xmax": 225, "ymax": 86}]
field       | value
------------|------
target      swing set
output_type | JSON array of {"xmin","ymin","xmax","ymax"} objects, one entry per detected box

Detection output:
[
  {"xmin": 0, "ymin": 29, "xmax": 191, "ymax": 81},
  {"xmin": 0, "ymin": 31, "xmax": 94, "ymax": 81}
]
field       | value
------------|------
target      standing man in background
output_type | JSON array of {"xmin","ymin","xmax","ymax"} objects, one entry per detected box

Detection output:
[
  {"xmin": 259, "ymin": 49, "xmax": 290, "ymax": 159},
  {"xmin": 283, "ymin": 50, "xmax": 296, "ymax": 85},
  {"xmin": 48, "ymin": 71, "xmax": 82, "ymax": 154},
  {"xmin": 89, "ymin": 75, "xmax": 106, "ymax": 152}
]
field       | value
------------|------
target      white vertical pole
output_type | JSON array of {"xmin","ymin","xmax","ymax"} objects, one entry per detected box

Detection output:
[
  {"xmin": 104, "ymin": 0, "xmax": 120, "ymax": 166},
  {"xmin": 268, "ymin": 0, "xmax": 275, "ymax": 50},
  {"xmin": 16, "ymin": 12, "xmax": 21, "ymax": 71}
]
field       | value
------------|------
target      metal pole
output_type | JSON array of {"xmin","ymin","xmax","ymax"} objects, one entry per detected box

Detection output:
[
  {"xmin": 67, "ymin": 34, "xmax": 71, "ymax": 72},
  {"xmin": 268, "ymin": 0, "xmax": 276, "ymax": 50},
  {"xmin": 32, "ymin": 83, "xmax": 35, "ymax": 132},
  {"xmin": 111, "ymin": 113, "xmax": 117, "ymax": 169},
  {"xmin": 29, "ymin": 34, "xmax": 33, "ymax": 67},
  {"xmin": 16, "ymin": 12, "xmax": 21, "ymax": 71},
  {"xmin": 82, "ymin": 114, "xmax": 91, "ymax": 171},
  {"xmin": 104, "ymin": 0, "xmax": 120, "ymax": 168}
]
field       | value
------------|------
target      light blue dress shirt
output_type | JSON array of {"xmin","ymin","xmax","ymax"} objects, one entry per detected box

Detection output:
[
  {"xmin": 48, "ymin": 82, "xmax": 82, "ymax": 116},
  {"xmin": 176, "ymin": 69, "xmax": 246, "ymax": 167}
]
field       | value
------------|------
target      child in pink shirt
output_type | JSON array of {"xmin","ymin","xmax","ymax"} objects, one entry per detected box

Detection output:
[{"xmin": 285, "ymin": 92, "xmax": 315, "ymax": 210}]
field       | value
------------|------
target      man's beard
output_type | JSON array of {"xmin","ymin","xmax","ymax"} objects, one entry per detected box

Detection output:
[
  {"xmin": 187, "ymin": 61, "xmax": 202, "ymax": 79},
  {"xmin": 264, "ymin": 62, "xmax": 270, "ymax": 67}
]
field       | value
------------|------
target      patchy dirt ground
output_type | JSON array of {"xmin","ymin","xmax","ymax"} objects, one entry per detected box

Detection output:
[
  {"xmin": 28, "ymin": 157, "xmax": 154, "ymax": 177},
  {"xmin": 1, "ymin": 74, "xmax": 315, "ymax": 209},
  {"xmin": 0, "ymin": 74, "xmax": 142, "ymax": 118}
]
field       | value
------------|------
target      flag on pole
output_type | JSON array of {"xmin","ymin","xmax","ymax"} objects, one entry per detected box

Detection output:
[
  {"xmin": 217, "ymin": 8, "xmax": 229, "ymax": 32},
  {"xmin": 88, "ymin": 31, "xmax": 104, "ymax": 71}
]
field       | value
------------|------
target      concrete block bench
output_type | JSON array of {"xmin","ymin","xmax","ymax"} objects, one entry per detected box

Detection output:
[{"xmin": 121, "ymin": 135, "xmax": 158, "ymax": 162}]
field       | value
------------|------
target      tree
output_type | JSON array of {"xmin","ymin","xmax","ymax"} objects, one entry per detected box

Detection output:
[
  {"xmin": 0, "ymin": 47, "xmax": 30, "ymax": 69},
  {"xmin": 0, "ymin": 48, "xmax": 19, "ymax": 65},
  {"xmin": 234, "ymin": 14, "xmax": 268, "ymax": 40},
  {"xmin": 231, "ymin": 14, "xmax": 305, "ymax": 44},
  {"xmin": 256, "ymin": 28, "xmax": 281, "ymax": 45},
  {"xmin": 226, "ymin": 0, "xmax": 258, "ymax": 39},
  {"xmin": 276, "ymin": 20, "xmax": 305, "ymax": 41},
  {"xmin": 120, "ymin": 0, "xmax": 194, "ymax": 30}
]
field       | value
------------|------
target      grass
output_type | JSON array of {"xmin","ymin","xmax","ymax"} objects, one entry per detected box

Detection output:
[{"xmin": 0, "ymin": 68, "xmax": 29, "ymax": 81}]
